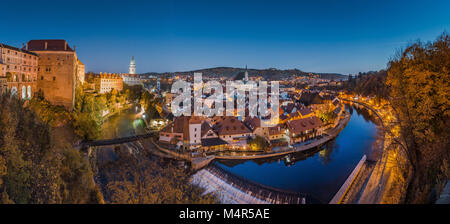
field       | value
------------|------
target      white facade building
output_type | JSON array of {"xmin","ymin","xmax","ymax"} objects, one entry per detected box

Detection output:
[{"xmin": 121, "ymin": 73, "xmax": 141, "ymax": 86}]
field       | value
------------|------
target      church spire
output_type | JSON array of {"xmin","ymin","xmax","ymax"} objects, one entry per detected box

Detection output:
[{"xmin": 244, "ymin": 64, "xmax": 249, "ymax": 82}]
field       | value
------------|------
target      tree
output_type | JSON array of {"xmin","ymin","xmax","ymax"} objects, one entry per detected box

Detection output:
[
  {"xmin": 140, "ymin": 91, "xmax": 160, "ymax": 120},
  {"xmin": 0, "ymin": 94, "xmax": 102, "ymax": 204},
  {"xmin": 386, "ymin": 33, "xmax": 450, "ymax": 203},
  {"xmin": 73, "ymin": 83, "xmax": 106, "ymax": 140},
  {"xmin": 248, "ymin": 136, "xmax": 269, "ymax": 151},
  {"xmin": 100, "ymin": 147, "xmax": 217, "ymax": 204}
]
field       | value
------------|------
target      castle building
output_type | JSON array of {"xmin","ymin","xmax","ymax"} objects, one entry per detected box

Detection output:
[
  {"xmin": 94, "ymin": 72, "xmax": 123, "ymax": 94},
  {"xmin": 121, "ymin": 73, "xmax": 141, "ymax": 86},
  {"xmin": 76, "ymin": 59, "xmax": 85, "ymax": 84},
  {"xmin": 129, "ymin": 56, "xmax": 136, "ymax": 74},
  {"xmin": 0, "ymin": 43, "xmax": 39, "ymax": 99},
  {"xmin": 26, "ymin": 40, "xmax": 84, "ymax": 111}
]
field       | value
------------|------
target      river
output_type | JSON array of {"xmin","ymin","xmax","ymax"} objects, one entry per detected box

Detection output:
[
  {"xmin": 214, "ymin": 104, "xmax": 380, "ymax": 203},
  {"xmin": 101, "ymin": 106, "xmax": 147, "ymax": 139}
]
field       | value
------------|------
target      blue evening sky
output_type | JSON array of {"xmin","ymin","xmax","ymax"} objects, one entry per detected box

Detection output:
[{"xmin": 1, "ymin": 0, "xmax": 449, "ymax": 75}]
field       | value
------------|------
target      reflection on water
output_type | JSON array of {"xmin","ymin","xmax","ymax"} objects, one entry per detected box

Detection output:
[
  {"xmin": 215, "ymin": 104, "xmax": 379, "ymax": 203},
  {"xmin": 101, "ymin": 106, "xmax": 147, "ymax": 139}
]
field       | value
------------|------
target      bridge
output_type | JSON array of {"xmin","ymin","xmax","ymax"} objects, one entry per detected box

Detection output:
[{"xmin": 80, "ymin": 132, "xmax": 155, "ymax": 148}]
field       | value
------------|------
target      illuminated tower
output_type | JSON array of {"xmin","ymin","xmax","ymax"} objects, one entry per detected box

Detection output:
[
  {"xmin": 129, "ymin": 56, "xmax": 136, "ymax": 74},
  {"xmin": 244, "ymin": 65, "xmax": 249, "ymax": 82}
]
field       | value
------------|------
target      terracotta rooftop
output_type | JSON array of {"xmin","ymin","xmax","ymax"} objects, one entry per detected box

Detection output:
[
  {"xmin": 160, "ymin": 116, "xmax": 190, "ymax": 140},
  {"xmin": 287, "ymin": 116, "xmax": 323, "ymax": 134},
  {"xmin": 268, "ymin": 124, "xmax": 286, "ymax": 136},
  {"xmin": 0, "ymin": 43, "xmax": 38, "ymax": 56},
  {"xmin": 201, "ymin": 122, "xmax": 215, "ymax": 137},
  {"xmin": 27, "ymin": 40, "xmax": 74, "ymax": 52},
  {"xmin": 244, "ymin": 116, "xmax": 261, "ymax": 131},
  {"xmin": 213, "ymin": 116, "xmax": 252, "ymax": 136}
]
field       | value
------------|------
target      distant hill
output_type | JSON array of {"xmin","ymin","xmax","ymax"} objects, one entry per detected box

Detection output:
[{"xmin": 140, "ymin": 67, "xmax": 346, "ymax": 80}]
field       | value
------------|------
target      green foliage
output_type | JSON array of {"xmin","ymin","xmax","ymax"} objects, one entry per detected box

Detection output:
[
  {"xmin": 73, "ymin": 83, "xmax": 105, "ymax": 140},
  {"xmin": 318, "ymin": 110, "xmax": 337, "ymax": 124},
  {"xmin": 123, "ymin": 83, "xmax": 144, "ymax": 103},
  {"xmin": 0, "ymin": 95, "xmax": 102, "ymax": 204},
  {"xmin": 248, "ymin": 136, "xmax": 269, "ymax": 151},
  {"xmin": 140, "ymin": 91, "xmax": 160, "ymax": 120},
  {"xmin": 29, "ymin": 98, "xmax": 71, "ymax": 127}
]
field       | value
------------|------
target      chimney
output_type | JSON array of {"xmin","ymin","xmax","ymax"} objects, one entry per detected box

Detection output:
[
  {"xmin": 64, "ymin": 42, "xmax": 67, "ymax": 51},
  {"xmin": 44, "ymin": 41, "xmax": 48, "ymax": 50},
  {"xmin": 25, "ymin": 43, "xmax": 28, "ymax": 50}
]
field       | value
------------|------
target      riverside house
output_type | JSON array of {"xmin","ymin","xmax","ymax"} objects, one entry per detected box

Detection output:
[{"xmin": 286, "ymin": 116, "xmax": 324, "ymax": 145}]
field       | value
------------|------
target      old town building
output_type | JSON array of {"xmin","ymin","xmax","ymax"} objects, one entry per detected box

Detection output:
[
  {"xmin": 93, "ymin": 72, "xmax": 123, "ymax": 94},
  {"xmin": 286, "ymin": 116, "xmax": 324, "ymax": 144},
  {"xmin": 159, "ymin": 116, "xmax": 203, "ymax": 150},
  {"xmin": 121, "ymin": 73, "xmax": 141, "ymax": 86},
  {"xmin": 0, "ymin": 43, "xmax": 39, "ymax": 99},
  {"xmin": 26, "ymin": 40, "xmax": 84, "ymax": 110},
  {"xmin": 213, "ymin": 116, "xmax": 253, "ymax": 147}
]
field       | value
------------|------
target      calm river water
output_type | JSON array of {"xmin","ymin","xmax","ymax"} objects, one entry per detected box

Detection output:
[{"xmin": 215, "ymin": 104, "xmax": 379, "ymax": 203}]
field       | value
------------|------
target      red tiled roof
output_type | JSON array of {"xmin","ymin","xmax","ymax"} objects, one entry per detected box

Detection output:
[
  {"xmin": 27, "ymin": 40, "xmax": 74, "ymax": 52},
  {"xmin": 160, "ymin": 116, "xmax": 190, "ymax": 141},
  {"xmin": 201, "ymin": 122, "xmax": 215, "ymax": 137},
  {"xmin": 287, "ymin": 116, "xmax": 322, "ymax": 135},
  {"xmin": 213, "ymin": 116, "xmax": 252, "ymax": 136},
  {"xmin": 244, "ymin": 116, "xmax": 261, "ymax": 131},
  {"xmin": 268, "ymin": 124, "xmax": 286, "ymax": 136},
  {"xmin": 0, "ymin": 43, "xmax": 38, "ymax": 56}
]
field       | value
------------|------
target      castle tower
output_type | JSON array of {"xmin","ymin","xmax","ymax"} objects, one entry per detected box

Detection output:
[{"xmin": 129, "ymin": 56, "xmax": 136, "ymax": 74}]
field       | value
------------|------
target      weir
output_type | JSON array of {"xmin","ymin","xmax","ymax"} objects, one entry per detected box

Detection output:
[{"xmin": 191, "ymin": 164, "xmax": 322, "ymax": 204}]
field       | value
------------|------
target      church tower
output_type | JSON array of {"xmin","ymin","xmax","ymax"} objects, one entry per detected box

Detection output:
[
  {"xmin": 244, "ymin": 65, "xmax": 249, "ymax": 82},
  {"xmin": 129, "ymin": 56, "xmax": 136, "ymax": 74}
]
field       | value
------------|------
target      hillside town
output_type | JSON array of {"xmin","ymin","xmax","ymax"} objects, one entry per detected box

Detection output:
[{"xmin": 1, "ymin": 39, "xmax": 346, "ymax": 157}]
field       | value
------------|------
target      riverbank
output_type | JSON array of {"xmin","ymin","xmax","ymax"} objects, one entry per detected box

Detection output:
[
  {"xmin": 337, "ymin": 98, "xmax": 389, "ymax": 204},
  {"xmin": 149, "ymin": 112, "xmax": 351, "ymax": 168}
]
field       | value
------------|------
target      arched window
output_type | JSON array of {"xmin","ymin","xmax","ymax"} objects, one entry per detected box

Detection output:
[
  {"xmin": 22, "ymin": 86, "xmax": 26, "ymax": 99},
  {"xmin": 27, "ymin": 86, "xmax": 31, "ymax": 99}
]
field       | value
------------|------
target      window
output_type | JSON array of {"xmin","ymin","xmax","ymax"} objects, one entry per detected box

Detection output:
[
  {"xmin": 52, "ymin": 76, "xmax": 56, "ymax": 81},
  {"xmin": 41, "ymin": 76, "xmax": 44, "ymax": 80}
]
